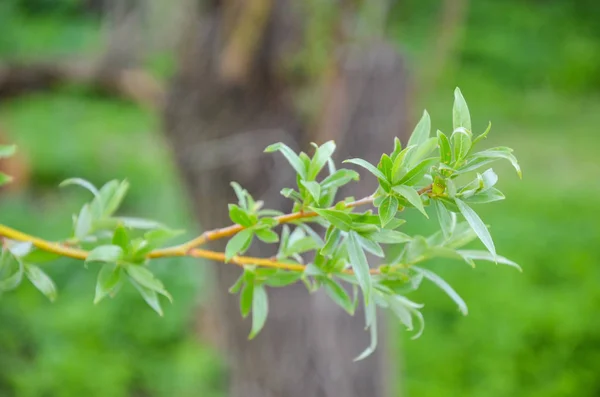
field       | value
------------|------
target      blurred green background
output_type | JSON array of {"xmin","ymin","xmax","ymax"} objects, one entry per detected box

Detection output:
[{"xmin": 1, "ymin": 0, "xmax": 599, "ymax": 396}]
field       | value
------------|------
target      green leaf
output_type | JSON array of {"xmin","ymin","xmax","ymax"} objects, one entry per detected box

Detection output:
[
  {"xmin": 320, "ymin": 169, "xmax": 359, "ymax": 190},
  {"xmin": 347, "ymin": 231, "xmax": 371, "ymax": 301},
  {"xmin": 322, "ymin": 277, "xmax": 354, "ymax": 314},
  {"xmin": 114, "ymin": 217, "xmax": 163, "ymax": 230},
  {"xmin": 0, "ymin": 252, "xmax": 24, "ymax": 292},
  {"xmin": 94, "ymin": 263, "xmax": 124, "ymax": 304},
  {"xmin": 455, "ymin": 198, "xmax": 496, "ymax": 258},
  {"xmin": 396, "ymin": 157, "xmax": 438, "ymax": 186},
  {"xmin": 480, "ymin": 168, "xmax": 498, "ymax": 190},
  {"xmin": 378, "ymin": 154, "xmax": 394, "ymax": 181},
  {"xmin": 415, "ymin": 266, "xmax": 467, "ymax": 315},
  {"xmin": 453, "ymin": 87, "xmax": 471, "ymax": 133},
  {"xmin": 100, "ymin": 180, "xmax": 129, "ymax": 217},
  {"xmin": 437, "ymin": 130, "xmax": 452, "ymax": 164},
  {"xmin": 25, "ymin": 264, "xmax": 57, "ymax": 302},
  {"xmin": 378, "ymin": 195, "xmax": 398, "ymax": 227},
  {"xmin": 343, "ymin": 158, "xmax": 388, "ymax": 181},
  {"xmin": 354, "ymin": 299, "xmax": 377, "ymax": 361},
  {"xmin": 407, "ymin": 110, "xmax": 431, "ymax": 147},
  {"xmin": 126, "ymin": 265, "xmax": 172, "ymax": 302},
  {"xmin": 286, "ymin": 237, "xmax": 321, "ymax": 256},
  {"xmin": 264, "ymin": 271, "xmax": 302, "ymax": 287},
  {"xmin": 309, "ymin": 207, "xmax": 352, "ymax": 231},
  {"xmin": 472, "ymin": 121, "xmax": 492, "ymax": 147},
  {"xmin": 367, "ymin": 229, "xmax": 411, "ymax": 244},
  {"xmin": 433, "ymin": 199, "xmax": 454, "ymax": 239},
  {"xmin": 464, "ymin": 188, "xmax": 505, "ymax": 204},
  {"xmin": 451, "ymin": 128, "xmax": 472, "ymax": 164},
  {"xmin": 308, "ymin": 141, "xmax": 336, "ymax": 180},
  {"xmin": 229, "ymin": 275, "xmax": 244, "ymax": 293},
  {"xmin": 74, "ymin": 204, "xmax": 93, "ymax": 239},
  {"xmin": 228, "ymin": 204, "xmax": 255, "ymax": 227},
  {"xmin": 300, "ymin": 180, "xmax": 321, "ymax": 202},
  {"xmin": 22, "ymin": 249, "xmax": 60, "ymax": 263},
  {"xmin": 230, "ymin": 182, "xmax": 248, "ymax": 209},
  {"xmin": 225, "ymin": 229, "xmax": 254, "ymax": 261},
  {"xmin": 129, "ymin": 277, "xmax": 163, "ymax": 316},
  {"xmin": 87, "ymin": 245, "xmax": 124, "ymax": 264},
  {"xmin": 240, "ymin": 282, "xmax": 254, "ymax": 317},
  {"xmin": 387, "ymin": 296, "xmax": 414, "ymax": 331},
  {"xmin": 321, "ymin": 227, "xmax": 341, "ymax": 256},
  {"xmin": 391, "ymin": 145, "xmax": 416, "ymax": 183},
  {"xmin": 249, "ymin": 285, "xmax": 269, "ymax": 339},
  {"xmin": 265, "ymin": 142, "xmax": 307, "ymax": 180},
  {"xmin": 60, "ymin": 178, "xmax": 101, "ymax": 202},
  {"xmin": 407, "ymin": 137, "xmax": 438, "ymax": 167},
  {"xmin": 391, "ymin": 137, "xmax": 402, "ymax": 161},
  {"xmin": 392, "ymin": 185, "xmax": 428, "ymax": 218},
  {"xmin": 461, "ymin": 147, "xmax": 521, "ymax": 178},
  {"xmin": 0, "ymin": 144, "xmax": 16, "ymax": 158},
  {"xmin": 458, "ymin": 250, "xmax": 522, "ymax": 271},
  {"xmin": 356, "ymin": 234, "xmax": 384, "ymax": 258},
  {"xmin": 112, "ymin": 224, "xmax": 130, "ymax": 251},
  {"xmin": 255, "ymin": 228, "xmax": 279, "ymax": 244}
]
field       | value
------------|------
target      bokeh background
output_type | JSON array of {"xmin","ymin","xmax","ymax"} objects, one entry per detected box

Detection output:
[{"xmin": 1, "ymin": 0, "xmax": 599, "ymax": 396}]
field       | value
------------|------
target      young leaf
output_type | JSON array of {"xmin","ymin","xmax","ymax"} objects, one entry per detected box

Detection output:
[
  {"xmin": 387, "ymin": 296, "xmax": 414, "ymax": 331},
  {"xmin": 126, "ymin": 265, "xmax": 172, "ymax": 302},
  {"xmin": 87, "ymin": 245, "xmax": 124, "ymax": 264},
  {"xmin": 354, "ymin": 299, "xmax": 377, "ymax": 361},
  {"xmin": 60, "ymin": 178, "xmax": 101, "ymax": 201},
  {"xmin": 414, "ymin": 266, "xmax": 467, "ymax": 315},
  {"xmin": 378, "ymin": 195, "xmax": 398, "ymax": 227},
  {"xmin": 322, "ymin": 277, "xmax": 354, "ymax": 315},
  {"xmin": 453, "ymin": 87, "xmax": 471, "ymax": 133},
  {"xmin": 100, "ymin": 180, "xmax": 129, "ymax": 217},
  {"xmin": 94, "ymin": 263, "xmax": 123, "ymax": 304},
  {"xmin": 255, "ymin": 228, "xmax": 279, "ymax": 244},
  {"xmin": 75, "ymin": 204, "xmax": 93, "ymax": 239},
  {"xmin": 300, "ymin": 180, "xmax": 321, "ymax": 202},
  {"xmin": 461, "ymin": 147, "xmax": 521, "ymax": 177},
  {"xmin": 396, "ymin": 157, "xmax": 438, "ymax": 186},
  {"xmin": 455, "ymin": 198, "xmax": 496, "ymax": 257},
  {"xmin": 433, "ymin": 199, "xmax": 454, "ymax": 239},
  {"xmin": 464, "ymin": 188, "xmax": 505, "ymax": 204},
  {"xmin": 391, "ymin": 145, "xmax": 416, "ymax": 183},
  {"xmin": 240, "ymin": 282, "xmax": 254, "ymax": 317},
  {"xmin": 392, "ymin": 185, "xmax": 428, "ymax": 218},
  {"xmin": 308, "ymin": 141, "xmax": 336, "ymax": 180},
  {"xmin": 451, "ymin": 129, "xmax": 472, "ymax": 163},
  {"xmin": 437, "ymin": 130, "xmax": 452, "ymax": 164},
  {"xmin": 114, "ymin": 217, "xmax": 163, "ymax": 230},
  {"xmin": 129, "ymin": 277, "xmax": 163, "ymax": 316},
  {"xmin": 367, "ymin": 229, "xmax": 411, "ymax": 244},
  {"xmin": 378, "ymin": 154, "xmax": 394, "ymax": 181},
  {"xmin": 343, "ymin": 159, "xmax": 388, "ymax": 181},
  {"xmin": 407, "ymin": 137, "xmax": 438, "ymax": 167},
  {"xmin": 225, "ymin": 229, "xmax": 254, "ymax": 261},
  {"xmin": 321, "ymin": 227, "xmax": 341, "ymax": 256},
  {"xmin": 229, "ymin": 204, "xmax": 255, "ymax": 227},
  {"xmin": 472, "ymin": 121, "xmax": 492, "ymax": 147},
  {"xmin": 309, "ymin": 208, "xmax": 352, "ymax": 231},
  {"xmin": 264, "ymin": 271, "xmax": 303, "ymax": 287},
  {"xmin": 249, "ymin": 285, "xmax": 269, "ymax": 339},
  {"xmin": 286, "ymin": 237, "xmax": 321, "ymax": 256},
  {"xmin": 320, "ymin": 169, "xmax": 360, "ymax": 190},
  {"xmin": 230, "ymin": 182, "xmax": 248, "ymax": 209},
  {"xmin": 407, "ymin": 110, "xmax": 431, "ymax": 147},
  {"xmin": 390, "ymin": 137, "xmax": 402, "ymax": 161},
  {"xmin": 112, "ymin": 224, "xmax": 130, "ymax": 251},
  {"xmin": 347, "ymin": 231, "xmax": 372, "ymax": 301},
  {"xmin": 0, "ymin": 252, "xmax": 24, "ymax": 292},
  {"xmin": 25, "ymin": 264, "xmax": 57, "ymax": 302},
  {"xmin": 265, "ymin": 142, "xmax": 307, "ymax": 179},
  {"xmin": 457, "ymin": 250, "xmax": 522, "ymax": 271}
]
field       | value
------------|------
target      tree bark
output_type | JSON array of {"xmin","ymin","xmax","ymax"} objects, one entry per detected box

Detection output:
[{"xmin": 163, "ymin": 1, "xmax": 410, "ymax": 396}]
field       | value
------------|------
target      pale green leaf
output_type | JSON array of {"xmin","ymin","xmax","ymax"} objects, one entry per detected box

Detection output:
[
  {"xmin": 455, "ymin": 198, "xmax": 496, "ymax": 257},
  {"xmin": 347, "ymin": 231, "xmax": 371, "ymax": 301},
  {"xmin": 249, "ymin": 285, "xmax": 269, "ymax": 339},
  {"xmin": 392, "ymin": 185, "xmax": 428, "ymax": 218},
  {"xmin": 453, "ymin": 87, "xmax": 471, "ymax": 132},
  {"xmin": 225, "ymin": 229, "xmax": 254, "ymax": 261},
  {"xmin": 343, "ymin": 158, "xmax": 388, "ymax": 181},
  {"xmin": 308, "ymin": 141, "xmax": 336, "ymax": 180},
  {"xmin": 378, "ymin": 195, "xmax": 398, "ymax": 227},
  {"xmin": 407, "ymin": 110, "xmax": 431, "ymax": 147},
  {"xmin": 86, "ymin": 245, "xmax": 123, "ymax": 264},
  {"xmin": 94, "ymin": 263, "xmax": 123, "ymax": 304},
  {"xmin": 25, "ymin": 264, "xmax": 57, "ymax": 302},
  {"xmin": 415, "ymin": 266, "xmax": 467, "ymax": 315},
  {"xmin": 265, "ymin": 142, "xmax": 307, "ymax": 179}
]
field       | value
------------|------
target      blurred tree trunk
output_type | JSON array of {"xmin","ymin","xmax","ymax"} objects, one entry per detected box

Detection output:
[{"xmin": 163, "ymin": 1, "xmax": 409, "ymax": 396}]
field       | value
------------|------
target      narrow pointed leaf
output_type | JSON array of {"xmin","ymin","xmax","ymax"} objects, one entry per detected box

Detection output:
[
  {"xmin": 265, "ymin": 143, "xmax": 307, "ymax": 179},
  {"xmin": 407, "ymin": 110, "xmax": 431, "ymax": 147},
  {"xmin": 415, "ymin": 266, "xmax": 467, "ymax": 315},
  {"xmin": 392, "ymin": 185, "xmax": 428, "ymax": 218},
  {"xmin": 378, "ymin": 195, "xmax": 398, "ymax": 227},
  {"xmin": 25, "ymin": 264, "xmax": 57, "ymax": 302},
  {"xmin": 453, "ymin": 87, "xmax": 471, "ymax": 132},
  {"xmin": 347, "ymin": 231, "xmax": 372, "ymax": 301},
  {"xmin": 248, "ymin": 285, "xmax": 268, "ymax": 339},
  {"xmin": 455, "ymin": 198, "xmax": 496, "ymax": 257},
  {"xmin": 343, "ymin": 158, "xmax": 388, "ymax": 181}
]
